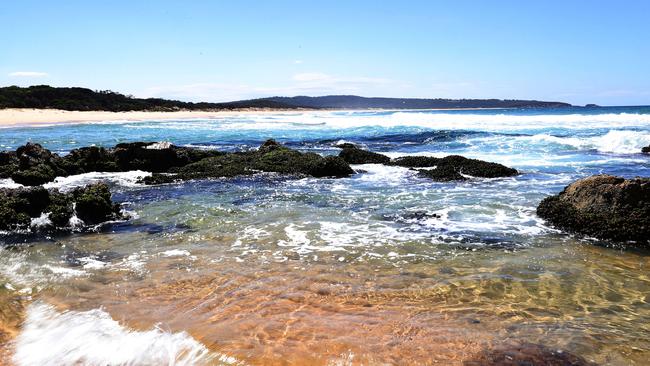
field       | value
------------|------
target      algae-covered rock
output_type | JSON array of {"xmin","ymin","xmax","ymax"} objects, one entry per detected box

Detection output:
[
  {"xmin": 388, "ymin": 156, "xmax": 440, "ymax": 168},
  {"xmin": 10, "ymin": 143, "xmax": 68, "ymax": 186},
  {"xmin": 62, "ymin": 146, "xmax": 119, "ymax": 174},
  {"xmin": 418, "ymin": 155, "xmax": 518, "ymax": 181},
  {"xmin": 2, "ymin": 140, "xmax": 350, "ymax": 186},
  {"xmin": 0, "ymin": 142, "xmax": 224, "ymax": 185},
  {"xmin": 419, "ymin": 164, "xmax": 468, "ymax": 181},
  {"xmin": 537, "ymin": 174, "xmax": 650, "ymax": 245},
  {"xmin": 72, "ymin": 183, "xmax": 121, "ymax": 225},
  {"xmin": 0, "ymin": 183, "xmax": 122, "ymax": 232},
  {"xmin": 143, "ymin": 140, "xmax": 353, "ymax": 184},
  {"xmin": 338, "ymin": 147, "xmax": 391, "ymax": 164},
  {"xmin": 334, "ymin": 142, "xmax": 358, "ymax": 149},
  {"xmin": 308, "ymin": 155, "xmax": 354, "ymax": 177}
]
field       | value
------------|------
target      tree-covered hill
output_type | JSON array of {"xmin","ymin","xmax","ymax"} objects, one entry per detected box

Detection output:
[
  {"xmin": 0, "ymin": 85, "xmax": 296, "ymax": 111},
  {"xmin": 261, "ymin": 95, "xmax": 572, "ymax": 109},
  {"xmin": 0, "ymin": 85, "xmax": 572, "ymax": 111}
]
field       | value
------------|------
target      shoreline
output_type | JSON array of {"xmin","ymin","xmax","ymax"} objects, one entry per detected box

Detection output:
[
  {"xmin": 0, "ymin": 108, "xmax": 308, "ymax": 128},
  {"xmin": 0, "ymin": 107, "xmax": 511, "ymax": 128}
]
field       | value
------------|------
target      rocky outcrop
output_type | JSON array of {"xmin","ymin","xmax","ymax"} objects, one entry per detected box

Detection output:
[
  {"xmin": 0, "ymin": 183, "xmax": 122, "ymax": 232},
  {"xmin": 2, "ymin": 143, "xmax": 68, "ymax": 186},
  {"xmin": 0, "ymin": 141, "xmax": 516, "ymax": 186},
  {"xmin": 334, "ymin": 142, "xmax": 358, "ymax": 149},
  {"xmin": 0, "ymin": 141, "xmax": 352, "ymax": 186},
  {"xmin": 388, "ymin": 156, "xmax": 440, "ymax": 168},
  {"xmin": 0, "ymin": 142, "xmax": 222, "ymax": 186},
  {"xmin": 341, "ymin": 150, "xmax": 518, "ymax": 181},
  {"xmin": 537, "ymin": 175, "xmax": 650, "ymax": 244},
  {"xmin": 143, "ymin": 141, "xmax": 354, "ymax": 184},
  {"xmin": 338, "ymin": 147, "xmax": 391, "ymax": 164},
  {"xmin": 414, "ymin": 155, "xmax": 518, "ymax": 181}
]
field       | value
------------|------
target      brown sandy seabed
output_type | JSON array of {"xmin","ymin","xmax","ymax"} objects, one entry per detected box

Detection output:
[{"xmin": 0, "ymin": 242, "xmax": 647, "ymax": 365}]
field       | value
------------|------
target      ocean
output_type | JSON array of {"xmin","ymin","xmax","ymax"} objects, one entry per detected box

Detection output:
[{"xmin": 1, "ymin": 106, "xmax": 650, "ymax": 365}]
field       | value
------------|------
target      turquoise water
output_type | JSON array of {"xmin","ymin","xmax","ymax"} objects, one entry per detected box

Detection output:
[{"xmin": 1, "ymin": 107, "xmax": 650, "ymax": 365}]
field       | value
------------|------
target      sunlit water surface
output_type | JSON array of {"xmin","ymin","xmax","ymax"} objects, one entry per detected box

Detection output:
[{"xmin": 1, "ymin": 107, "xmax": 650, "ymax": 365}]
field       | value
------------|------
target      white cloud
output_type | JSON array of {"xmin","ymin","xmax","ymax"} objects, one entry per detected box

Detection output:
[
  {"xmin": 293, "ymin": 60, "xmax": 303, "ymax": 64},
  {"xmin": 8, "ymin": 71, "xmax": 48, "ymax": 77}
]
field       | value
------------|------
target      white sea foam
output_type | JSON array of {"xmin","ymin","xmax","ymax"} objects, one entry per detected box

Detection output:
[
  {"xmin": 350, "ymin": 163, "xmax": 417, "ymax": 186},
  {"xmin": 0, "ymin": 249, "xmax": 90, "ymax": 292},
  {"xmin": 589, "ymin": 130, "xmax": 650, "ymax": 154},
  {"xmin": 13, "ymin": 302, "xmax": 231, "ymax": 366},
  {"xmin": 161, "ymin": 249, "xmax": 191, "ymax": 257},
  {"xmin": 1, "ymin": 171, "xmax": 150, "ymax": 191},
  {"xmin": 43, "ymin": 170, "xmax": 151, "ymax": 191},
  {"xmin": 503, "ymin": 130, "xmax": 650, "ymax": 154},
  {"xmin": 0, "ymin": 178, "xmax": 23, "ymax": 189},
  {"xmin": 145, "ymin": 141, "xmax": 173, "ymax": 149},
  {"xmin": 103, "ymin": 110, "xmax": 650, "ymax": 133},
  {"xmin": 29, "ymin": 212, "xmax": 52, "ymax": 229}
]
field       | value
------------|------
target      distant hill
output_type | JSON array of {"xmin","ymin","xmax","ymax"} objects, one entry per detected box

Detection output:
[
  {"xmin": 0, "ymin": 85, "xmax": 571, "ymax": 112},
  {"xmin": 258, "ymin": 95, "xmax": 572, "ymax": 109},
  {"xmin": 0, "ymin": 85, "xmax": 297, "ymax": 112}
]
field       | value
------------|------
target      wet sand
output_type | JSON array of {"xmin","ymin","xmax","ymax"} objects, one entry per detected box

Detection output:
[
  {"xmin": 0, "ymin": 107, "xmax": 509, "ymax": 128},
  {"xmin": 0, "ymin": 108, "xmax": 309, "ymax": 128}
]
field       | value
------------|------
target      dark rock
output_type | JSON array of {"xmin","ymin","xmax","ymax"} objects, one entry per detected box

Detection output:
[
  {"xmin": 537, "ymin": 174, "xmax": 650, "ymax": 245},
  {"xmin": 258, "ymin": 139, "xmax": 282, "ymax": 154},
  {"xmin": 309, "ymin": 155, "xmax": 354, "ymax": 177},
  {"xmin": 419, "ymin": 164, "xmax": 468, "ymax": 181},
  {"xmin": 338, "ymin": 147, "xmax": 391, "ymax": 164},
  {"xmin": 2, "ymin": 141, "xmax": 350, "ymax": 186},
  {"xmin": 642, "ymin": 145, "xmax": 650, "ymax": 154},
  {"xmin": 0, "ymin": 151, "xmax": 18, "ymax": 179},
  {"xmin": 419, "ymin": 155, "xmax": 518, "ymax": 181},
  {"xmin": 10, "ymin": 143, "xmax": 67, "ymax": 186},
  {"xmin": 388, "ymin": 156, "xmax": 440, "ymax": 167},
  {"xmin": 62, "ymin": 146, "xmax": 119, "ymax": 174},
  {"xmin": 334, "ymin": 142, "xmax": 358, "ymax": 149},
  {"xmin": 47, "ymin": 192, "xmax": 74, "ymax": 228},
  {"xmin": 383, "ymin": 211, "xmax": 441, "ymax": 223},
  {"xmin": 0, "ymin": 183, "xmax": 122, "ymax": 232},
  {"xmin": 109, "ymin": 142, "xmax": 219, "ymax": 172},
  {"xmin": 143, "ymin": 142, "xmax": 353, "ymax": 184},
  {"xmin": 72, "ymin": 183, "xmax": 121, "ymax": 225},
  {"xmin": 464, "ymin": 342, "xmax": 596, "ymax": 366}
]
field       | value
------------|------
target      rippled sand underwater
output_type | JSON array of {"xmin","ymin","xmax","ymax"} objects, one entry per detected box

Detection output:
[{"xmin": 1, "ymin": 108, "xmax": 650, "ymax": 365}]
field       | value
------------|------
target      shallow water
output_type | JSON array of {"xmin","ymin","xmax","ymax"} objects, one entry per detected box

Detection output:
[{"xmin": 1, "ymin": 107, "xmax": 650, "ymax": 365}]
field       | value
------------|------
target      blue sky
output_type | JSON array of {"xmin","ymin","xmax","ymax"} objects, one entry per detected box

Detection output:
[{"xmin": 1, "ymin": 0, "xmax": 649, "ymax": 105}]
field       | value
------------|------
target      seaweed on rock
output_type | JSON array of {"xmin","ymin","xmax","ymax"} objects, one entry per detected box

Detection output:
[
  {"xmin": 0, "ymin": 183, "xmax": 122, "ymax": 232},
  {"xmin": 338, "ymin": 147, "xmax": 391, "ymax": 164},
  {"xmin": 537, "ymin": 174, "xmax": 650, "ymax": 245},
  {"xmin": 143, "ymin": 140, "xmax": 354, "ymax": 184}
]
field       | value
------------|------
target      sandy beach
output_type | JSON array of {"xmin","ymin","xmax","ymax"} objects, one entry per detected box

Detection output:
[
  {"xmin": 0, "ymin": 107, "xmax": 515, "ymax": 128},
  {"xmin": 0, "ymin": 108, "xmax": 307, "ymax": 128}
]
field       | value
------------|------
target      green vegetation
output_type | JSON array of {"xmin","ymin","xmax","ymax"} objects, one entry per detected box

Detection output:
[
  {"xmin": 0, "ymin": 85, "xmax": 298, "ymax": 111},
  {"xmin": 0, "ymin": 85, "xmax": 572, "ymax": 112}
]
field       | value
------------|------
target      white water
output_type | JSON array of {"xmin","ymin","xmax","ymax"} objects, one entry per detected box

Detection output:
[
  {"xmin": 0, "ymin": 171, "xmax": 151, "ymax": 190},
  {"xmin": 13, "ymin": 302, "xmax": 242, "ymax": 366},
  {"xmin": 111, "ymin": 111, "xmax": 650, "ymax": 132}
]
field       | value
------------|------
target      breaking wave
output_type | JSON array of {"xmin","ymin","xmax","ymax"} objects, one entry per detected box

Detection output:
[{"xmin": 13, "ymin": 302, "xmax": 242, "ymax": 366}]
